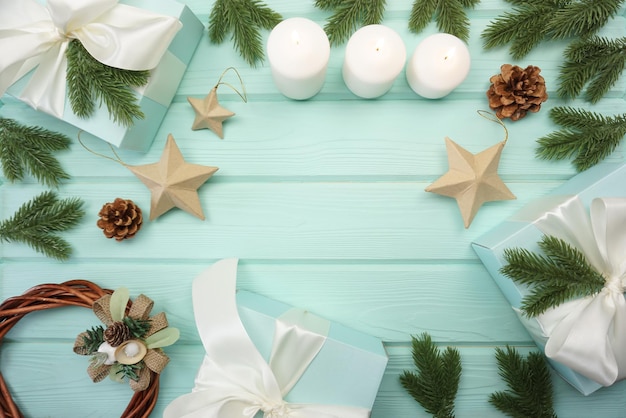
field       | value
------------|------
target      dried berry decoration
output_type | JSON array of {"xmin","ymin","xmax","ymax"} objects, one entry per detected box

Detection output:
[
  {"xmin": 487, "ymin": 64, "xmax": 548, "ymax": 121},
  {"xmin": 97, "ymin": 198, "xmax": 143, "ymax": 241}
]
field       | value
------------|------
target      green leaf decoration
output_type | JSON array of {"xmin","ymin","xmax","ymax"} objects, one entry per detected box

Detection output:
[
  {"xmin": 558, "ymin": 37, "xmax": 626, "ymax": 103},
  {"xmin": 89, "ymin": 352, "xmax": 110, "ymax": 368},
  {"xmin": 315, "ymin": 0, "xmax": 387, "ymax": 46},
  {"xmin": 111, "ymin": 362, "xmax": 142, "ymax": 382},
  {"xmin": 0, "ymin": 191, "xmax": 85, "ymax": 260},
  {"xmin": 501, "ymin": 235, "xmax": 605, "ymax": 317},
  {"xmin": 400, "ymin": 333, "xmax": 461, "ymax": 418},
  {"xmin": 123, "ymin": 316, "xmax": 152, "ymax": 339},
  {"xmin": 408, "ymin": 0, "xmax": 480, "ymax": 43},
  {"xmin": 481, "ymin": 0, "xmax": 625, "ymax": 59},
  {"xmin": 66, "ymin": 39, "xmax": 148, "ymax": 127},
  {"xmin": 536, "ymin": 106, "xmax": 626, "ymax": 172},
  {"xmin": 208, "ymin": 0, "xmax": 282, "ymax": 66},
  {"xmin": 145, "ymin": 327, "xmax": 180, "ymax": 349},
  {"xmin": 489, "ymin": 346, "xmax": 557, "ymax": 418},
  {"xmin": 0, "ymin": 118, "xmax": 70, "ymax": 188},
  {"xmin": 81, "ymin": 326, "xmax": 105, "ymax": 354},
  {"xmin": 109, "ymin": 287, "xmax": 130, "ymax": 322}
]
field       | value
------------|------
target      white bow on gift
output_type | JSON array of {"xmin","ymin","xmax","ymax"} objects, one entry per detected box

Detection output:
[
  {"xmin": 522, "ymin": 196, "xmax": 626, "ymax": 386},
  {"xmin": 163, "ymin": 258, "xmax": 371, "ymax": 418},
  {"xmin": 0, "ymin": 0, "xmax": 181, "ymax": 118}
]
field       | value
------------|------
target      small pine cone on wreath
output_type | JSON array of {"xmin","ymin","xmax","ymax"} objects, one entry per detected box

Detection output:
[
  {"xmin": 487, "ymin": 64, "xmax": 548, "ymax": 121},
  {"xmin": 104, "ymin": 321, "xmax": 132, "ymax": 347},
  {"xmin": 97, "ymin": 198, "xmax": 143, "ymax": 241}
]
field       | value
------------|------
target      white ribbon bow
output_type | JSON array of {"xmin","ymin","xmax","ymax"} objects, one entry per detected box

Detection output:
[
  {"xmin": 0, "ymin": 0, "xmax": 181, "ymax": 117},
  {"xmin": 163, "ymin": 258, "xmax": 371, "ymax": 418},
  {"xmin": 526, "ymin": 197, "xmax": 626, "ymax": 386}
]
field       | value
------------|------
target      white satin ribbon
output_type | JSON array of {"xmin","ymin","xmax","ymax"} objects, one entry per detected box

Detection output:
[
  {"xmin": 0, "ymin": 0, "xmax": 181, "ymax": 117},
  {"xmin": 522, "ymin": 197, "xmax": 626, "ymax": 386},
  {"xmin": 163, "ymin": 259, "xmax": 371, "ymax": 418}
]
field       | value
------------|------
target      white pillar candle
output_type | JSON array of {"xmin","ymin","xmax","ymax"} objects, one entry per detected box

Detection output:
[
  {"xmin": 406, "ymin": 33, "xmax": 471, "ymax": 99},
  {"xmin": 266, "ymin": 17, "xmax": 330, "ymax": 100},
  {"xmin": 342, "ymin": 25, "xmax": 406, "ymax": 99}
]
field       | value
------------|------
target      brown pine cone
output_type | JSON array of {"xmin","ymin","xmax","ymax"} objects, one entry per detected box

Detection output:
[
  {"xmin": 104, "ymin": 321, "xmax": 132, "ymax": 347},
  {"xmin": 487, "ymin": 64, "xmax": 548, "ymax": 121},
  {"xmin": 97, "ymin": 198, "xmax": 143, "ymax": 241}
]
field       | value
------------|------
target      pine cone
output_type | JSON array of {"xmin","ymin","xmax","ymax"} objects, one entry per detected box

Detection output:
[
  {"xmin": 487, "ymin": 64, "xmax": 548, "ymax": 121},
  {"xmin": 104, "ymin": 321, "xmax": 132, "ymax": 347},
  {"xmin": 97, "ymin": 198, "xmax": 143, "ymax": 241}
]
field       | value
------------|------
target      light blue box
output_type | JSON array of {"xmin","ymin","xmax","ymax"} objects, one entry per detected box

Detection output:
[
  {"xmin": 5, "ymin": 0, "xmax": 204, "ymax": 152},
  {"xmin": 472, "ymin": 162, "xmax": 626, "ymax": 395},
  {"xmin": 236, "ymin": 290, "xmax": 388, "ymax": 410}
]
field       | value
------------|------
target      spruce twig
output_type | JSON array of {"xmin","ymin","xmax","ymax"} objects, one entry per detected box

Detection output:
[
  {"xmin": 315, "ymin": 0, "xmax": 387, "ymax": 46},
  {"xmin": 482, "ymin": 0, "xmax": 625, "ymax": 59},
  {"xmin": 408, "ymin": 0, "xmax": 480, "ymax": 43},
  {"xmin": 0, "ymin": 191, "xmax": 85, "ymax": 260},
  {"xmin": 536, "ymin": 106, "xmax": 626, "ymax": 171},
  {"xmin": 208, "ymin": 0, "xmax": 282, "ymax": 66},
  {"xmin": 558, "ymin": 37, "xmax": 626, "ymax": 103},
  {"xmin": 501, "ymin": 235, "xmax": 605, "ymax": 317},
  {"xmin": 82, "ymin": 326, "xmax": 105, "ymax": 354},
  {"xmin": 400, "ymin": 333, "xmax": 461, "ymax": 418},
  {"xmin": 490, "ymin": 346, "xmax": 557, "ymax": 418},
  {"xmin": 66, "ymin": 40, "xmax": 148, "ymax": 127},
  {"xmin": 123, "ymin": 316, "xmax": 152, "ymax": 339},
  {"xmin": 0, "ymin": 118, "xmax": 70, "ymax": 187}
]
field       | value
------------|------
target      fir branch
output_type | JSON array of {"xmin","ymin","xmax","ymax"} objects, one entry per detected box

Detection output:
[
  {"xmin": 316, "ymin": 0, "xmax": 387, "ymax": 46},
  {"xmin": 116, "ymin": 362, "xmax": 143, "ymax": 382},
  {"xmin": 409, "ymin": 0, "xmax": 479, "ymax": 43},
  {"xmin": 81, "ymin": 326, "xmax": 105, "ymax": 354},
  {"xmin": 558, "ymin": 37, "xmax": 626, "ymax": 103},
  {"xmin": 482, "ymin": 0, "xmax": 625, "ymax": 59},
  {"xmin": 501, "ymin": 235, "xmax": 605, "ymax": 317},
  {"xmin": 208, "ymin": 0, "xmax": 282, "ymax": 66},
  {"xmin": 490, "ymin": 346, "xmax": 557, "ymax": 418},
  {"xmin": 123, "ymin": 316, "xmax": 152, "ymax": 339},
  {"xmin": 400, "ymin": 333, "xmax": 461, "ymax": 418},
  {"xmin": 536, "ymin": 106, "xmax": 626, "ymax": 171},
  {"xmin": 0, "ymin": 118, "xmax": 70, "ymax": 188},
  {"xmin": 66, "ymin": 40, "xmax": 148, "ymax": 127},
  {"xmin": 0, "ymin": 191, "xmax": 85, "ymax": 260}
]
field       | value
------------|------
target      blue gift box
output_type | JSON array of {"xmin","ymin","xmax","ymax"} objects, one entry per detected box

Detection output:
[
  {"xmin": 5, "ymin": 0, "xmax": 203, "ymax": 152},
  {"xmin": 472, "ymin": 162, "xmax": 626, "ymax": 395},
  {"xmin": 236, "ymin": 290, "xmax": 388, "ymax": 410}
]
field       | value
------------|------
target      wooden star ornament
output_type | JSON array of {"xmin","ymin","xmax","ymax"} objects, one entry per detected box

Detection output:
[
  {"xmin": 188, "ymin": 87, "xmax": 235, "ymax": 139},
  {"xmin": 425, "ymin": 137, "xmax": 515, "ymax": 228},
  {"xmin": 128, "ymin": 134, "xmax": 219, "ymax": 220}
]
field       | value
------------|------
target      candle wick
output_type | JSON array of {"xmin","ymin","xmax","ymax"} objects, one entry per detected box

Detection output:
[{"xmin": 444, "ymin": 56, "xmax": 448, "ymax": 60}]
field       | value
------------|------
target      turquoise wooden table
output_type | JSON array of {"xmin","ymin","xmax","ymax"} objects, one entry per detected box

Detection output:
[{"xmin": 1, "ymin": 1, "xmax": 626, "ymax": 416}]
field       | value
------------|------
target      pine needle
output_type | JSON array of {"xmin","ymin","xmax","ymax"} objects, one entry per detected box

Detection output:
[
  {"xmin": 558, "ymin": 37, "xmax": 626, "ymax": 103},
  {"xmin": 409, "ymin": 0, "xmax": 478, "ymax": 43},
  {"xmin": 501, "ymin": 235, "xmax": 605, "ymax": 317},
  {"xmin": 0, "ymin": 118, "xmax": 70, "ymax": 188},
  {"xmin": 536, "ymin": 106, "xmax": 626, "ymax": 171},
  {"xmin": 208, "ymin": 0, "xmax": 282, "ymax": 66},
  {"xmin": 66, "ymin": 40, "xmax": 148, "ymax": 127},
  {"xmin": 400, "ymin": 333, "xmax": 461, "ymax": 418},
  {"xmin": 316, "ymin": 0, "xmax": 387, "ymax": 46},
  {"xmin": 549, "ymin": 0, "xmax": 624, "ymax": 39},
  {"xmin": 490, "ymin": 346, "xmax": 557, "ymax": 418},
  {"xmin": 0, "ymin": 191, "xmax": 85, "ymax": 260}
]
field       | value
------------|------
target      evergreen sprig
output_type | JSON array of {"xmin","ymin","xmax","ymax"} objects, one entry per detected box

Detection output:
[
  {"xmin": 208, "ymin": 0, "xmax": 282, "ymax": 66},
  {"xmin": 536, "ymin": 106, "xmax": 626, "ymax": 171},
  {"xmin": 315, "ymin": 0, "xmax": 387, "ymax": 46},
  {"xmin": 558, "ymin": 37, "xmax": 626, "ymax": 103},
  {"xmin": 81, "ymin": 326, "xmax": 105, "ymax": 354},
  {"xmin": 66, "ymin": 40, "xmax": 148, "ymax": 127},
  {"xmin": 400, "ymin": 333, "xmax": 461, "ymax": 418},
  {"xmin": 482, "ymin": 0, "xmax": 625, "ymax": 59},
  {"xmin": 116, "ymin": 362, "xmax": 143, "ymax": 382},
  {"xmin": 123, "ymin": 316, "xmax": 152, "ymax": 339},
  {"xmin": 0, "ymin": 118, "xmax": 70, "ymax": 187},
  {"xmin": 408, "ymin": 0, "xmax": 480, "ymax": 43},
  {"xmin": 0, "ymin": 191, "xmax": 85, "ymax": 260},
  {"xmin": 501, "ymin": 235, "xmax": 605, "ymax": 317},
  {"xmin": 489, "ymin": 346, "xmax": 557, "ymax": 418}
]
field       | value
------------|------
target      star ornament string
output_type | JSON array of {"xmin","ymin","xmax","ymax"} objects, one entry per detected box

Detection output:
[
  {"xmin": 78, "ymin": 133, "xmax": 218, "ymax": 221},
  {"xmin": 425, "ymin": 110, "xmax": 516, "ymax": 228},
  {"xmin": 188, "ymin": 67, "xmax": 248, "ymax": 139}
]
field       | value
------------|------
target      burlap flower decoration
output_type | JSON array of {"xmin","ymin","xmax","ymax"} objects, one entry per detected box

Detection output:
[
  {"xmin": 487, "ymin": 64, "xmax": 548, "ymax": 121},
  {"xmin": 73, "ymin": 288, "xmax": 179, "ymax": 392}
]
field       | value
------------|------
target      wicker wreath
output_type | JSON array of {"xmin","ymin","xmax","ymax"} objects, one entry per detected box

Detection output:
[{"xmin": 0, "ymin": 280, "xmax": 160, "ymax": 418}]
